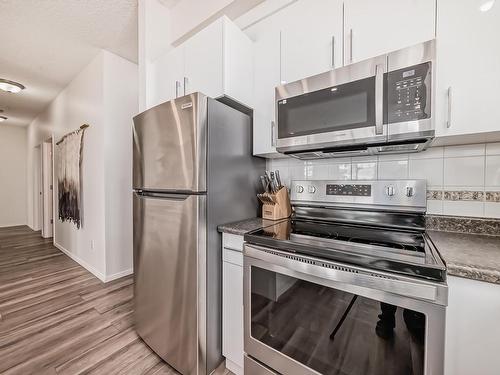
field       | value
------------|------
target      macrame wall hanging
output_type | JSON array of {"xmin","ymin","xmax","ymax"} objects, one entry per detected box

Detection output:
[{"xmin": 56, "ymin": 124, "xmax": 88, "ymax": 229}]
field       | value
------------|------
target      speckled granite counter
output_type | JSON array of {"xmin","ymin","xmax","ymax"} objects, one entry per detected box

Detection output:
[
  {"xmin": 218, "ymin": 217, "xmax": 283, "ymax": 235},
  {"xmin": 428, "ymin": 231, "xmax": 500, "ymax": 284}
]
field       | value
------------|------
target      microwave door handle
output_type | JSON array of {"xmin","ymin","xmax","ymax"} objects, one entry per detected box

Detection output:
[{"xmin": 375, "ymin": 64, "xmax": 384, "ymax": 135}]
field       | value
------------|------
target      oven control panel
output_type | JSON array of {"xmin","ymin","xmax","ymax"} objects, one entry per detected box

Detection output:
[
  {"xmin": 385, "ymin": 62, "xmax": 431, "ymax": 124},
  {"xmin": 326, "ymin": 184, "xmax": 371, "ymax": 197},
  {"xmin": 291, "ymin": 180, "xmax": 427, "ymax": 210}
]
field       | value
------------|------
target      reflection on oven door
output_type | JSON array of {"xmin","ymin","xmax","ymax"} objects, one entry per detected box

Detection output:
[{"xmin": 250, "ymin": 266, "xmax": 425, "ymax": 375}]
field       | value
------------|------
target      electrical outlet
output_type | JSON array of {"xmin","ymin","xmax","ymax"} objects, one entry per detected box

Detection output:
[{"xmin": 90, "ymin": 240, "xmax": 94, "ymax": 250}]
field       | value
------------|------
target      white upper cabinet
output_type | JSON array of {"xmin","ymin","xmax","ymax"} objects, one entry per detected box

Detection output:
[
  {"xmin": 435, "ymin": 0, "xmax": 500, "ymax": 138},
  {"xmin": 149, "ymin": 47, "xmax": 184, "ymax": 108},
  {"xmin": 246, "ymin": 13, "xmax": 281, "ymax": 157},
  {"xmin": 280, "ymin": 0, "xmax": 343, "ymax": 83},
  {"xmin": 184, "ymin": 18, "xmax": 224, "ymax": 98},
  {"xmin": 148, "ymin": 16, "xmax": 253, "ymax": 109},
  {"xmin": 343, "ymin": 0, "xmax": 436, "ymax": 65}
]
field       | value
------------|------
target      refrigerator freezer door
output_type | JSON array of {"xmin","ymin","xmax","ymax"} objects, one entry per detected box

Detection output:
[
  {"xmin": 133, "ymin": 93, "xmax": 207, "ymax": 192},
  {"xmin": 133, "ymin": 191, "xmax": 206, "ymax": 375}
]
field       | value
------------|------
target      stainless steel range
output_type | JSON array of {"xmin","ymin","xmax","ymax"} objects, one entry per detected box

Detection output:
[{"xmin": 243, "ymin": 180, "xmax": 447, "ymax": 375}]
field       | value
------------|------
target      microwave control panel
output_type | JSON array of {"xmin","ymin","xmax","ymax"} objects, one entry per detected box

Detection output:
[{"xmin": 385, "ymin": 62, "xmax": 431, "ymax": 124}]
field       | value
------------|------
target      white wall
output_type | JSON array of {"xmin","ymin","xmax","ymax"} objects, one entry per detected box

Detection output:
[
  {"xmin": 102, "ymin": 51, "xmax": 138, "ymax": 278},
  {"xmin": 26, "ymin": 50, "xmax": 138, "ymax": 281},
  {"xmin": 27, "ymin": 52, "xmax": 106, "ymax": 277},
  {"xmin": 0, "ymin": 125, "xmax": 27, "ymax": 227}
]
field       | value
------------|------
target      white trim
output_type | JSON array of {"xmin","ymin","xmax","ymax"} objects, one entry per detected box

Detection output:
[
  {"xmin": 53, "ymin": 241, "xmax": 133, "ymax": 283},
  {"xmin": 104, "ymin": 268, "xmax": 133, "ymax": 283},
  {"xmin": 225, "ymin": 359, "xmax": 243, "ymax": 375},
  {"xmin": 54, "ymin": 241, "xmax": 106, "ymax": 282}
]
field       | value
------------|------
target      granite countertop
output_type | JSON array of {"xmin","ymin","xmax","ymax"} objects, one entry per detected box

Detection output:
[
  {"xmin": 218, "ymin": 217, "xmax": 282, "ymax": 235},
  {"xmin": 428, "ymin": 230, "xmax": 500, "ymax": 284}
]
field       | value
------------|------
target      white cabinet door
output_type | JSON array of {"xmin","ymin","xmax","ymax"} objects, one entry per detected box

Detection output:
[
  {"xmin": 246, "ymin": 15, "xmax": 281, "ymax": 156},
  {"xmin": 435, "ymin": 0, "xmax": 500, "ymax": 138},
  {"xmin": 148, "ymin": 47, "xmax": 184, "ymax": 108},
  {"xmin": 280, "ymin": 0, "xmax": 343, "ymax": 83},
  {"xmin": 344, "ymin": 0, "xmax": 436, "ymax": 65},
  {"xmin": 445, "ymin": 276, "xmax": 500, "ymax": 375},
  {"xmin": 222, "ymin": 257, "xmax": 244, "ymax": 373},
  {"xmin": 184, "ymin": 18, "xmax": 224, "ymax": 98}
]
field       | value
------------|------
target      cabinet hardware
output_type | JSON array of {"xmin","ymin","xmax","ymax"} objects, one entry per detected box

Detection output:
[
  {"xmin": 271, "ymin": 121, "xmax": 276, "ymax": 147},
  {"xmin": 349, "ymin": 29, "xmax": 354, "ymax": 63},
  {"xmin": 184, "ymin": 77, "xmax": 188, "ymax": 96},
  {"xmin": 331, "ymin": 36, "xmax": 336, "ymax": 68},
  {"xmin": 375, "ymin": 64, "xmax": 384, "ymax": 135},
  {"xmin": 446, "ymin": 86, "xmax": 452, "ymax": 128},
  {"xmin": 175, "ymin": 81, "xmax": 181, "ymax": 98}
]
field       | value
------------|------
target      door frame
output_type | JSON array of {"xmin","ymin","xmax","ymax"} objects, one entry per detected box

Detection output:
[{"xmin": 41, "ymin": 137, "xmax": 55, "ymax": 238}]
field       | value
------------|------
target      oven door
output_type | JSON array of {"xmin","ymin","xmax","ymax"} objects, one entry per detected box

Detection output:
[
  {"xmin": 275, "ymin": 56, "xmax": 386, "ymax": 154},
  {"xmin": 244, "ymin": 244, "xmax": 447, "ymax": 375}
]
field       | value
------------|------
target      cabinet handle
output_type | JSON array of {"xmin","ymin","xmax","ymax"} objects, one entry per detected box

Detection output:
[
  {"xmin": 271, "ymin": 121, "xmax": 276, "ymax": 147},
  {"xmin": 331, "ymin": 36, "xmax": 335, "ymax": 69},
  {"xmin": 349, "ymin": 29, "xmax": 354, "ymax": 63},
  {"xmin": 446, "ymin": 86, "xmax": 452, "ymax": 128},
  {"xmin": 375, "ymin": 64, "xmax": 384, "ymax": 135},
  {"xmin": 183, "ymin": 77, "xmax": 188, "ymax": 96},
  {"xmin": 175, "ymin": 81, "xmax": 180, "ymax": 98}
]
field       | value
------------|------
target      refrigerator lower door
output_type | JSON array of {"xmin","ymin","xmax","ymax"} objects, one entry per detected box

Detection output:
[{"xmin": 133, "ymin": 191, "xmax": 206, "ymax": 375}]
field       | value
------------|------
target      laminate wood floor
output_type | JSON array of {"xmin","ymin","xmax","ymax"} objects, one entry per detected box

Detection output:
[{"xmin": 0, "ymin": 226, "xmax": 232, "ymax": 375}]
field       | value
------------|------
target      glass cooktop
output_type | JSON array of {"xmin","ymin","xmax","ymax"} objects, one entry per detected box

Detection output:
[{"xmin": 244, "ymin": 219, "xmax": 446, "ymax": 282}]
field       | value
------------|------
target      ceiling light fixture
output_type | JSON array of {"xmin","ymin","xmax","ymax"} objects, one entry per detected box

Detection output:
[
  {"xmin": 0, "ymin": 116, "xmax": 7, "ymax": 122},
  {"xmin": 479, "ymin": 0, "xmax": 495, "ymax": 11},
  {"xmin": 0, "ymin": 79, "xmax": 25, "ymax": 93}
]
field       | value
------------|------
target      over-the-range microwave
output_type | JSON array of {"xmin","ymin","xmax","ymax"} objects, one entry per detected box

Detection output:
[{"xmin": 275, "ymin": 40, "xmax": 435, "ymax": 159}]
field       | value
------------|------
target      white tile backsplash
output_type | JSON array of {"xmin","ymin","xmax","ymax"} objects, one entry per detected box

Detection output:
[
  {"xmin": 444, "ymin": 144, "xmax": 485, "ymax": 158},
  {"xmin": 443, "ymin": 201, "xmax": 484, "ymax": 217},
  {"xmin": 443, "ymin": 157, "xmax": 485, "ymax": 187},
  {"xmin": 484, "ymin": 202, "xmax": 500, "ymax": 218},
  {"xmin": 329, "ymin": 163, "xmax": 352, "ymax": 180},
  {"xmin": 378, "ymin": 160, "xmax": 408, "ymax": 179},
  {"xmin": 266, "ymin": 142, "xmax": 500, "ymax": 218},
  {"xmin": 485, "ymin": 155, "xmax": 500, "ymax": 187},
  {"xmin": 486, "ymin": 143, "xmax": 500, "ymax": 155},
  {"xmin": 352, "ymin": 162, "xmax": 377, "ymax": 180},
  {"xmin": 408, "ymin": 158, "xmax": 443, "ymax": 188}
]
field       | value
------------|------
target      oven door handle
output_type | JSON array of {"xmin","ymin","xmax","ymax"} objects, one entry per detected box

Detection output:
[
  {"xmin": 375, "ymin": 64, "xmax": 384, "ymax": 135},
  {"xmin": 244, "ymin": 244, "xmax": 446, "ymax": 305}
]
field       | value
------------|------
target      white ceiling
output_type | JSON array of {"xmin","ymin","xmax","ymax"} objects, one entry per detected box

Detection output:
[{"xmin": 0, "ymin": 0, "xmax": 139, "ymax": 127}]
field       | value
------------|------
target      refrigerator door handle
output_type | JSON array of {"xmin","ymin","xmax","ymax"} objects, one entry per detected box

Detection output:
[{"xmin": 135, "ymin": 191, "xmax": 190, "ymax": 200}]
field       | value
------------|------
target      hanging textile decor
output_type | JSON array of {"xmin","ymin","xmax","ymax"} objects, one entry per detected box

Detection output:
[{"xmin": 56, "ymin": 125, "xmax": 88, "ymax": 229}]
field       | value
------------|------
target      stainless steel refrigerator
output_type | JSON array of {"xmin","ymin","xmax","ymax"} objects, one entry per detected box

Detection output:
[{"xmin": 132, "ymin": 93, "xmax": 264, "ymax": 375}]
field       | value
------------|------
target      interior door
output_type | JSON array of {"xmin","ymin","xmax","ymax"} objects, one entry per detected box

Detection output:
[
  {"xmin": 344, "ymin": 0, "xmax": 436, "ymax": 65},
  {"xmin": 133, "ymin": 93, "xmax": 207, "ymax": 192},
  {"xmin": 133, "ymin": 191, "xmax": 205, "ymax": 375}
]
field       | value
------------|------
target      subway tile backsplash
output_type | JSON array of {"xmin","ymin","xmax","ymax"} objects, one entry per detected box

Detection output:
[{"xmin": 267, "ymin": 143, "xmax": 500, "ymax": 218}]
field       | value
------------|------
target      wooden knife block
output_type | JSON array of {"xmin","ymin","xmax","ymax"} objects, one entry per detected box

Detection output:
[{"xmin": 260, "ymin": 187, "xmax": 292, "ymax": 221}]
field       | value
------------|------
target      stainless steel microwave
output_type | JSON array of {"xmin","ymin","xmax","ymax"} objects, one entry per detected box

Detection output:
[{"xmin": 275, "ymin": 40, "xmax": 435, "ymax": 159}]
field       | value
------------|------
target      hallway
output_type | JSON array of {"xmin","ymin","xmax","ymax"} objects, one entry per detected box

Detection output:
[{"xmin": 0, "ymin": 226, "xmax": 175, "ymax": 374}]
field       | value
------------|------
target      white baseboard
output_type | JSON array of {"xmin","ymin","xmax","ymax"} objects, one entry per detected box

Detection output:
[
  {"xmin": 53, "ymin": 241, "xmax": 133, "ymax": 283},
  {"xmin": 104, "ymin": 268, "xmax": 133, "ymax": 282},
  {"xmin": 54, "ymin": 241, "xmax": 106, "ymax": 282},
  {"xmin": 225, "ymin": 359, "xmax": 243, "ymax": 375}
]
